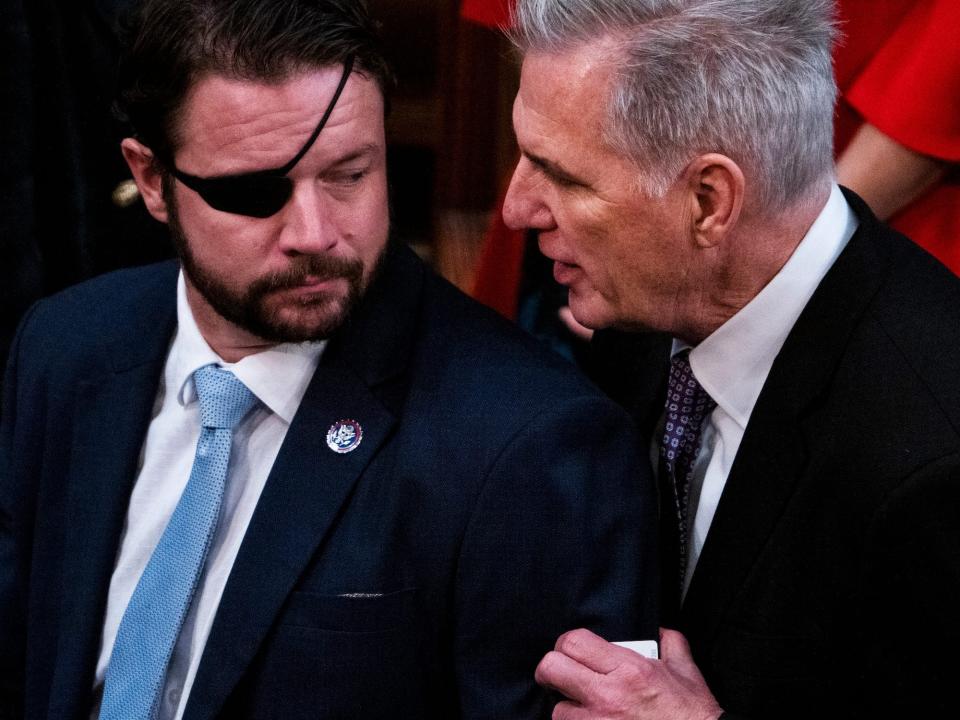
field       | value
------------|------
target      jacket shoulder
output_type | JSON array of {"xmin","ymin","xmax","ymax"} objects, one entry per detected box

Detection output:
[
  {"xmin": 860, "ymin": 221, "xmax": 960, "ymax": 425},
  {"xmin": 416, "ymin": 265, "xmax": 607, "ymax": 405},
  {"xmin": 11, "ymin": 261, "xmax": 178, "ymax": 379}
]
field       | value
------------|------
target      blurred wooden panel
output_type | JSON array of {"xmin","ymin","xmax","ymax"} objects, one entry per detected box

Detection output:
[{"xmin": 369, "ymin": 0, "xmax": 519, "ymax": 284}]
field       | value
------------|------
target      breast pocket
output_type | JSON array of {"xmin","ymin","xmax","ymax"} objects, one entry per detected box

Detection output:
[
  {"xmin": 233, "ymin": 587, "xmax": 424, "ymax": 719},
  {"xmin": 277, "ymin": 587, "xmax": 417, "ymax": 634}
]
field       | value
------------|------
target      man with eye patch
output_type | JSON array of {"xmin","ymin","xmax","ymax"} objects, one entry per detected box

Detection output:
[{"xmin": 0, "ymin": 1, "xmax": 658, "ymax": 719}]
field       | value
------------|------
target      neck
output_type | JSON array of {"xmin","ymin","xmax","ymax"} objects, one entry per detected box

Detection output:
[
  {"xmin": 185, "ymin": 283, "xmax": 275, "ymax": 363},
  {"xmin": 675, "ymin": 185, "xmax": 831, "ymax": 345}
]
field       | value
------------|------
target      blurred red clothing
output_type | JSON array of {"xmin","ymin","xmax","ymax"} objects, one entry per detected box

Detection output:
[
  {"xmin": 835, "ymin": 0, "xmax": 960, "ymax": 273},
  {"xmin": 461, "ymin": 0, "xmax": 512, "ymax": 28},
  {"xmin": 462, "ymin": 0, "xmax": 522, "ymax": 317},
  {"xmin": 472, "ymin": 193, "xmax": 526, "ymax": 320}
]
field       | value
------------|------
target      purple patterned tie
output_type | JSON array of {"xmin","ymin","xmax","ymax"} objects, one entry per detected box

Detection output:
[{"xmin": 659, "ymin": 350, "xmax": 716, "ymax": 589}]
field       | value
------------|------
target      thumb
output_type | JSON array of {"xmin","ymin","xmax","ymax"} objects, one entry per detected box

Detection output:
[
  {"xmin": 659, "ymin": 628, "xmax": 697, "ymax": 670},
  {"xmin": 659, "ymin": 627, "xmax": 712, "ymax": 687}
]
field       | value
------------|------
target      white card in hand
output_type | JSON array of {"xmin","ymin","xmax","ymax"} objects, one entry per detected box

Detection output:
[{"xmin": 613, "ymin": 639, "xmax": 659, "ymax": 659}]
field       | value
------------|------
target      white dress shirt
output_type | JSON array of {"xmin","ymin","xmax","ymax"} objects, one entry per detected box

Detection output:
[
  {"xmin": 91, "ymin": 273, "xmax": 325, "ymax": 720},
  {"xmin": 665, "ymin": 184, "xmax": 859, "ymax": 595}
]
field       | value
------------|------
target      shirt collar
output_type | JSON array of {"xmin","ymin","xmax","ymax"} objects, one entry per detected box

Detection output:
[
  {"xmin": 169, "ymin": 272, "xmax": 326, "ymax": 424},
  {"xmin": 681, "ymin": 183, "xmax": 859, "ymax": 428}
]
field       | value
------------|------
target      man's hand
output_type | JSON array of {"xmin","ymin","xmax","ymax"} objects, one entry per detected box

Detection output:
[{"xmin": 535, "ymin": 628, "xmax": 724, "ymax": 720}]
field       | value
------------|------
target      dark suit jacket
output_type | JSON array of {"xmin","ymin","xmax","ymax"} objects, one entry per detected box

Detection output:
[
  {"xmin": 590, "ymin": 190, "xmax": 960, "ymax": 719},
  {"xmin": 0, "ymin": 243, "xmax": 657, "ymax": 720}
]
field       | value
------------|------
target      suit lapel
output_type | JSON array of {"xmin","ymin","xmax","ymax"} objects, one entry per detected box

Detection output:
[
  {"xmin": 48, "ymin": 367, "xmax": 165, "ymax": 719},
  {"xmin": 681, "ymin": 190, "xmax": 897, "ymax": 645},
  {"xmin": 185, "ymin": 244, "xmax": 423, "ymax": 720},
  {"xmin": 184, "ymin": 366, "xmax": 396, "ymax": 720},
  {"xmin": 46, "ymin": 265, "xmax": 178, "ymax": 719},
  {"xmin": 679, "ymin": 393, "xmax": 807, "ymax": 642}
]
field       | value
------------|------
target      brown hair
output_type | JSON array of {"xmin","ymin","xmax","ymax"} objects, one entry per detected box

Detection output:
[{"xmin": 116, "ymin": 0, "xmax": 394, "ymax": 168}]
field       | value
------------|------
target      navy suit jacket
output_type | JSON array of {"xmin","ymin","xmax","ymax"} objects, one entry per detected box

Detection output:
[
  {"xmin": 590, "ymin": 191, "xmax": 960, "ymax": 719},
  {"xmin": 0, "ymin": 243, "xmax": 657, "ymax": 719}
]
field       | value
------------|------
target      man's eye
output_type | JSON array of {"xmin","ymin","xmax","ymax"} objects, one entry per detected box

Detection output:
[
  {"xmin": 542, "ymin": 168, "xmax": 580, "ymax": 188},
  {"xmin": 331, "ymin": 169, "xmax": 367, "ymax": 185}
]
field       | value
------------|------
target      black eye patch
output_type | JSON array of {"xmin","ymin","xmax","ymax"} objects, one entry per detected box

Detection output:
[
  {"xmin": 171, "ymin": 167, "xmax": 293, "ymax": 218},
  {"xmin": 170, "ymin": 55, "xmax": 354, "ymax": 218}
]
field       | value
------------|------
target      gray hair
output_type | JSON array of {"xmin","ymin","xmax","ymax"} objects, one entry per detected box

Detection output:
[{"xmin": 510, "ymin": 0, "xmax": 838, "ymax": 211}]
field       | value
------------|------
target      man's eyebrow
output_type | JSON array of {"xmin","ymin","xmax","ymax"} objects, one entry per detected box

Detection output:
[
  {"xmin": 524, "ymin": 150, "xmax": 583, "ymax": 185},
  {"xmin": 327, "ymin": 143, "xmax": 380, "ymax": 168}
]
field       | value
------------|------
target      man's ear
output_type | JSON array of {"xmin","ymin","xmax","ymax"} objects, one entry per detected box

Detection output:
[
  {"xmin": 683, "ymin": 153, "xmax": 744, "ymax": 248},
  {"xmin": 120, "ymin": 137, "xmax": 170, "ymax": 223}
]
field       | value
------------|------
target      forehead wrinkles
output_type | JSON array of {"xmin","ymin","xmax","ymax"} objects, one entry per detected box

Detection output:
[
  {"xmin": 175, "ymin": 70, "xmax": 357, "ymax": 170},
  {"xmin": 204, "ymin": 108, "xmax": 318, "ymax": 156}
]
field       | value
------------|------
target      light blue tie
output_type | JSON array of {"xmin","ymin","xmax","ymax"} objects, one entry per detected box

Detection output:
[{"xmin": 99, "ymin": 364, "xmax": 258, "ymax": 720}]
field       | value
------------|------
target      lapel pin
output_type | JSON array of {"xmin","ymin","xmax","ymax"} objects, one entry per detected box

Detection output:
[{"xmin": 326, "ymin": 419, "xmax": 363, "ymax": 454}]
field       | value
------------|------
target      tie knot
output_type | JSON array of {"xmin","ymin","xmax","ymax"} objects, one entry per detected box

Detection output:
[
  {"xmin": 666, "ymin": 351, "xmax": 715, "ymax": 417},
  {"xmin": 193, "ymin": 364, "xmax": 258, "ymax": 429}
]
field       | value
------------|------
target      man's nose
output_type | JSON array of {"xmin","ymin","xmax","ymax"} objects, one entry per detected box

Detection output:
[
  {"xmin": 502, "ymin": 158, "xmax": 554, "ymax": 231},
  {"xmin": 277, "ymin": 183, "xmax": 338, "ymax": 254}
]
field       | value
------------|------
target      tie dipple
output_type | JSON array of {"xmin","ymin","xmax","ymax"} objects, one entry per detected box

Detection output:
[
  {"xmin": 659, "ymin": 351, "xmax": 716, "ymax": 594},
  {"xmin": 99, "ymin": 365, "xmax": 258, "ymax": 720}
]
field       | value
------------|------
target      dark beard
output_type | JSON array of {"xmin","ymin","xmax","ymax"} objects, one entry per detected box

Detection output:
[{"xmin": 166, "ymin": 187, "xmax": 376, "ymax": 343}]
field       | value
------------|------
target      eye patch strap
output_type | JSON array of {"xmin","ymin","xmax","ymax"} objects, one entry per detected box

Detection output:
[
  {"xmin": 171, "ymin": 54, "xmax": 356, "ymax": 190},
  {"xmin": 277, "ymin": 54, "xmax": 355, "ymax": 175}
]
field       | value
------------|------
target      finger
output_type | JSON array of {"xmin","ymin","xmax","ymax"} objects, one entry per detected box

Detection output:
[
  {"xmin": 536, "ymin": 649, "xmax": 602, "ymax": 705},
  {"xmin": 551, "ymin": 699, "xmax": 592, "ymax": 720},
  {"xmin": 554, "ymin": 628, "xmax": 631, "ymax": 674}
]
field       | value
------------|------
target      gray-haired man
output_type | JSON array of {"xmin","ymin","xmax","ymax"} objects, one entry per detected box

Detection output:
[{"xmin": 503, "ymin": 0, "xmax": 960, "ymax": 718}]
